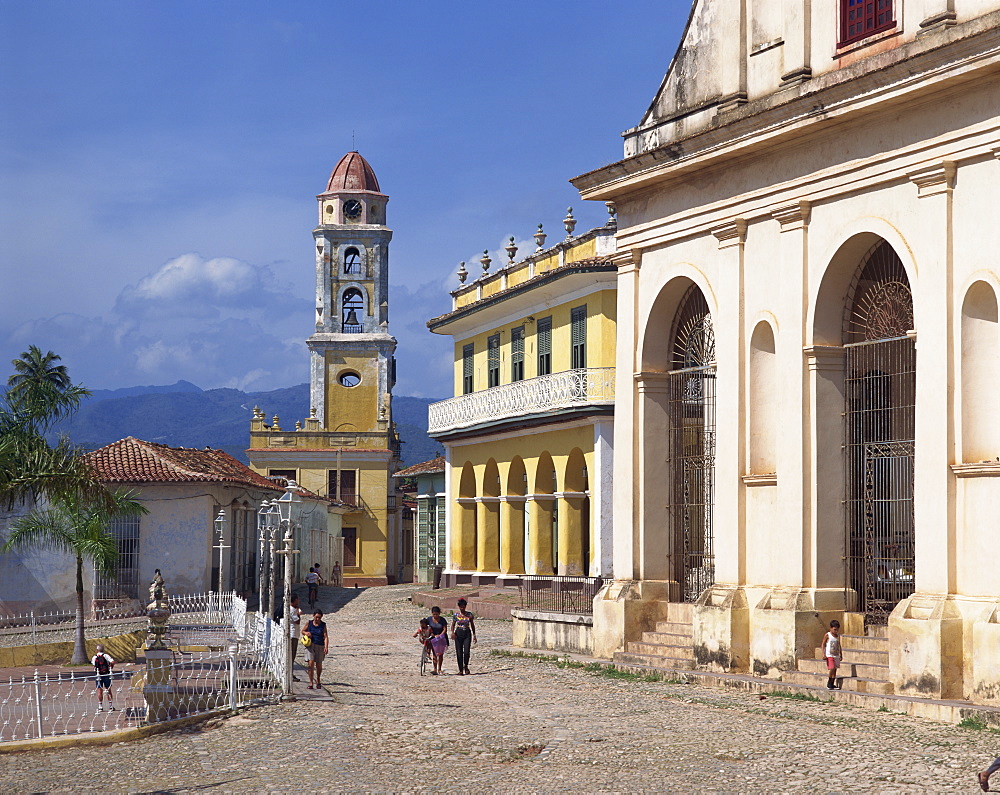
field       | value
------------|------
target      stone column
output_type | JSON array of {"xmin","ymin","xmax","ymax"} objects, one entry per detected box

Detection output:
[
  {"xmin": 889, "ymin": 161, "xmax": 962, "ymax": 700},
  {"xmin": 476, "ymin": 497, "xmax": 500, "ymax": 573},
  {"xmin": 592, "ymin": 418, "xmax": 614, "ymax": 578},
  {"xmin": 556, "ymin": 493, "xmax": 587, "ymax": 576},
  {"xmin": 452, "ymin": 498, "xmax": 477, "ymax": 571},
  {"xmin": 691, "ymin": 220, "xmax": 749, "ymax": 673},
  {"xmin": 500, "ymin": 496, "xmax": 526, "ymax": 575},
  {"xmin": 527, "ymin": 496, "xmax": 554, "ymax": 575}
]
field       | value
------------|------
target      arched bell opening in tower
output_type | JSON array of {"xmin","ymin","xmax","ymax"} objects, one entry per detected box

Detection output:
[{"xmin": 342, "ymin": 288, "xmax": 365, "ymax": 333}]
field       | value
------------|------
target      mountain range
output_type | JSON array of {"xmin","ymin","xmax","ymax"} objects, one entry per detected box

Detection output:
[{"xmin": 51, "ymin": 381, "xmax": 444, "ymax": 467}]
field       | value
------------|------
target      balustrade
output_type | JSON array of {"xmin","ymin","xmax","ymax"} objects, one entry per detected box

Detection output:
[{"xmin": 428, "ymin": 367, "xmax": 615, "ymax": 434}]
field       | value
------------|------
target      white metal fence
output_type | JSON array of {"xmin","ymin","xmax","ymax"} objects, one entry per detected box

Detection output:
[
  {"xmin": 0, "ymin": 591, "xmax": 282, "ymax": 744},
  {"xmin": 0, "ymin": 592, "xmax": 243, "ymax": 649}
]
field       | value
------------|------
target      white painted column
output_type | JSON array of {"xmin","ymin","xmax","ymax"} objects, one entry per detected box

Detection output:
[
  {"xmin": 908, "ymin": 161, "xmax": 957, "ymax": 596},
  {"xmin": 592, "ymin": 418, "xmax": 615, "ymax": 578},
  {"xmin": 711, "ymin": 219, "xmax": 747, "ymax": 587}
]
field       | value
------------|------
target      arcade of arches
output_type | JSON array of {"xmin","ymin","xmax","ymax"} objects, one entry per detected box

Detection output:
[{"xmin": 449, "ymin": 427, "xmax": 606, "ymax": 580}]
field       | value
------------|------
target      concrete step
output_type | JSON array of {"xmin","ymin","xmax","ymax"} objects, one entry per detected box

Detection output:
[
  {"xmin": 627, "ymin": 642, "xmax": 695, "ymax": 660},
  {"xmin": 798, "ymin": 657, "xmax": 890, "ymax": 681},
  {"xmin": 782, "ymin": 670, "xmax": 894, "ymax": 695},
  {"xmin": 653, "ymin": 621, "xmax": 694, "ymax": 637},
  {"xmin": 665, "ymin": 602, "xmax": 693, "ymax": 623},
  {"xmin": 643, "ymin": 631, "xmax": 692, "ymax": 645},
  {"xmin": 811, "ymin": 646, "xmax": 889, "ymax": 666},
  {"xmin": 613, "ymin": 651, "xmax": 695, "ymax": 671},
  {"xmin": 839, "ymin": 633, "xmax": 890, "ymax": 653}
]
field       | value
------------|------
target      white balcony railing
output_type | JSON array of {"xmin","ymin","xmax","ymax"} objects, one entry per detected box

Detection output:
[{"xmin": 428, "ymin": 367, "xmax": 615, "ymax": 434}]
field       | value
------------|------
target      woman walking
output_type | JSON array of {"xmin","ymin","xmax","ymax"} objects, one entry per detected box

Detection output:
[
  {"xmin": 303, "ymin": 610, "xmax": 329, "ymax": 689},
  {"xmin": 426, "ymin": 606, "xmax": 449, "ymax": 675},
  {"xmin": 451, "ymin": 598, "xmax": 477, "ymax": 675}
]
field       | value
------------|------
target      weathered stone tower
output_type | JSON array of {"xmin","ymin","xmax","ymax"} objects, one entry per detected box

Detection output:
[{"xmin": 249, "ymin": 152, "xmax": 402, "ymax": 585}]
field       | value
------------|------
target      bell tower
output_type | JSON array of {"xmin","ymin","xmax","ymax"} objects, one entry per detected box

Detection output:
[
  {"xmin": 249, "ymin": 151, "xmax": 402, "ymax": 586},
  {"xmin": 310, "ymin": 151, "xmax": 396, "ymax": 430}
]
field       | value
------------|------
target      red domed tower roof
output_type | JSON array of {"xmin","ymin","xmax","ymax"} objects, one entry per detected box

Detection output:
[{"xmin": 322, "ymin": 151, "xmax": 381, "ymax": 194}]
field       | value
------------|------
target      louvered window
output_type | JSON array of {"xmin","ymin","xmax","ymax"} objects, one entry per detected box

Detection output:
[
  {"xmin": 463, "ymin": 343, "xmax": 475, "ymax": 394},
  {"xmin": 488, "ymin": 334, "xmax": 501, "ymax": 388},
  {"xmin": 537, "ymin": 316, "xmax": 552, "ymax": 376},
  {"xmin": 840, "ymin": 0, "xmax": 894, "ymax": 46},
  {"xmin": 511, "ymin": 326, "xmax": 525, "ymax": 382},
  {"xmin": 571, "ymin": 305, "xmax": 587, "ymax": 369},
  {"xmin": 328, "ymin": 469, "xmax": 357, "ymax": 504}
]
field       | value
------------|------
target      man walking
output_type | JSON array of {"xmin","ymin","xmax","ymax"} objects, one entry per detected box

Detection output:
[{"xmin": 92, "ymin": 644, "xmax": 115, "ymax": 712}]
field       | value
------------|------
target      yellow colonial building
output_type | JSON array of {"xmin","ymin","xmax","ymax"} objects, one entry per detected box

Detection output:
[
  {"xmin": 249, "ymin": 152, "xmax": 404, "ymax": 586},
  {"xmin": 427, "ymin": 212, "xmax": 618, "ymax": 585}
]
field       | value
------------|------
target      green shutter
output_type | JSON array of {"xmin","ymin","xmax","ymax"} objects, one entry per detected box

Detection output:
[{"xmin": 571, "ymin": 305, "xmax": 587, "ymax": 369}]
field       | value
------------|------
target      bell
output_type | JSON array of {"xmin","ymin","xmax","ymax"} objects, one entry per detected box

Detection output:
[{"xmin": 345, "ymin": 308, "xmax": 360, "ymax": 326}]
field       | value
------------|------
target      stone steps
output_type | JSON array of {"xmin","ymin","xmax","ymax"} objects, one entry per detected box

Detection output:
[
  {"xmin": 652, "ymin": 621, "xmax": 694, "ymax": 637},
  {"xmin": 644, "ymin": 630, "xmax": 692, "ymax": 645},
  {"xmin": 782, "ymin": 670, "xmax": 895, "ymax": 694},
  {"xmin": 810, "ymin": 646, "xmax": 889, "ymax": 666},
  {"xmin": 614, "ymin": 601, "xmax": 696, "ymax": 671},
  {"xmin": 627, "ymin": 641, "xmax": 696, "ymax": 660},
  {"xmin": 795, "ymin": 617, "xmax": 893, "ymax": 694},
  {"xmin": 614, "ymin": 651, "xmax": 695, "ymax": 671}
]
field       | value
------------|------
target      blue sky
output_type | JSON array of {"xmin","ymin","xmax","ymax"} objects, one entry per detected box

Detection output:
[{"xmin": 0, "ymin": 2, "xmax": 688, "ymax": 399}]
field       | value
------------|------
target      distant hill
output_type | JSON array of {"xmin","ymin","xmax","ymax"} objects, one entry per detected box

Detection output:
[{"xmin": 52, "ymin": 382, "xmax": 444, "ymax": 467}]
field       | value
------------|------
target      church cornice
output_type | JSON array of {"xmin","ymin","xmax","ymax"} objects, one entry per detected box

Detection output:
[{"xmin": 573, "ymin": 12, "xmax": 1000, "ymax": 201}]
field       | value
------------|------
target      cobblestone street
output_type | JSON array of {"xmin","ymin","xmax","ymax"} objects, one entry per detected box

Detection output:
[{"xmin": 1, "ymin": 584, "xmax": 995, "ymax": 793}]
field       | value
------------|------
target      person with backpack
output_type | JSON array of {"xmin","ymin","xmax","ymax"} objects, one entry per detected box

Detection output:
[{"xmin": 92, "ymin": 644, "xmax": 115, "ymax": 712}]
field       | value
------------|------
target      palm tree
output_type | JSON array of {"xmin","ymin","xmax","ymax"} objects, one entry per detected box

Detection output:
[
  {"xmin": 6, "ymin": 346, "xmax": 89, "ymax": 430},
  {"xmin": 3, "ymin": 490, "xmax": 149, "ymax": 664},
  {"xmin": 1, "ymin": 347, "xmax": 101, "ymax": 510}
]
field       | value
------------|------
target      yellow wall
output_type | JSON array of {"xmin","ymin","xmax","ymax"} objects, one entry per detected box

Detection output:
[
  {"xmin": 450, "ymin": 424, "xmax": 597, "ymax": 496},
  {"xmin": 324, "ymin": 350, "xmax": 381, "ymax": 431},
  {"xmin": 254, "ymin": 455, "xmax": 390, "ymax": 579},
  {"xmin": 452, "ymin": 289, "xmax": 617, "ymax": 394}
]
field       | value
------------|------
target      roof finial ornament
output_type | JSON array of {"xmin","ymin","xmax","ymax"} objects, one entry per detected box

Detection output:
[
  {"xmin": 480, "ymin": 249, "xmax": 492, "ymax": 273},
  {"xmin": 272, "ymin": 415, "xmax": 281, "ymax": 431},
  {"xmin": 505, "ymin": 236, "xmax": 518, "ymax": 265},
  {"xmin": 534, "ymin": 223, "xmax": 547, "ymax": 250},
  {"xmin": 605, "ymin": 201, "xmax": 617, "ymax": 225},
  {"xmin": 564, "ymin": 207, "xmax": 577, "ymax": 238},
  {"xmin": 457, "ymin": 261, "xmax": 468, "ymax": 284},
  {"xmin": 352, "ymin": 129, "xmax": 356, "ymax": 151}
]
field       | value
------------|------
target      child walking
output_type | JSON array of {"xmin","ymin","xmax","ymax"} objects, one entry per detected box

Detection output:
[{"xmin": 823, "ymin": 619, "xmax": 842, "ymax": 690}]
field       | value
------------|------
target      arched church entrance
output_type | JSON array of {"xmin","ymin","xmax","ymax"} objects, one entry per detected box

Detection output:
[
  {"xmin": 843, "ymin": 241, "xmax": 916, "ymax": 624},
  {"xmin": 667, "ymin": 284, "xmax": 716, "ymax": 602}
]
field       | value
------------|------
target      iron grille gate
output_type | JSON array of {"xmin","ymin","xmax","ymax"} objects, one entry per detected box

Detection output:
[
  {"xmin": 845, "ymin": 336, "xmax": 916, "ymax": 623},
  {"xmin": 667, "ymin": 367, "xmax": 717, "ymax": 602}
]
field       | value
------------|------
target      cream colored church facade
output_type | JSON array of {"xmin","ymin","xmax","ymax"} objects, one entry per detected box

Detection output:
[{"xmin": 572, "ymin": 1, "xmax": 1000, "ymax": 703}]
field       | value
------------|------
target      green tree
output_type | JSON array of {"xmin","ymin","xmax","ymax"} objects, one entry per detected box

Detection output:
[
  {"xmin": 3, "ymin": 490, "xmax": 148, "ymax": 664},
  {"xmin": 0, "ymin": 347, "xmax": 101, "ymax": 510},
  {"xmin": 6, "ymin": 345, "xmax": 89, "ymax": 429}
]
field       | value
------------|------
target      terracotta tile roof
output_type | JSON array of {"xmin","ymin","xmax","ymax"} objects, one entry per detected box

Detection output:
[
  {"xmin": 87, "ymin": 437, "xmax": 281, "ymax": 491},
  {"xmin": 394, "ymin": 456, "xmax": 445, "ymax": 477}
]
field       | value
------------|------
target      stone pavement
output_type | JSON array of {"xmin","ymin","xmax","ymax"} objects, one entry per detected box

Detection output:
[{"xmin": 1, "ymin": 583, "xmax": 997, "ymax": 793}]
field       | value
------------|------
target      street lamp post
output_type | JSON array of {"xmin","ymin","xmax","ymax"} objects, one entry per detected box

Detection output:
[
  {"xmin": 275, "ymin": 481, "xmax": 301, "ymax": 697},
  {"xmin": 256, "ymin": 500, "xmax": 273, "ymax": 618},
  {"xmin": 213, "ymin": 509, "xmax": 229, "ymax": 620}
]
